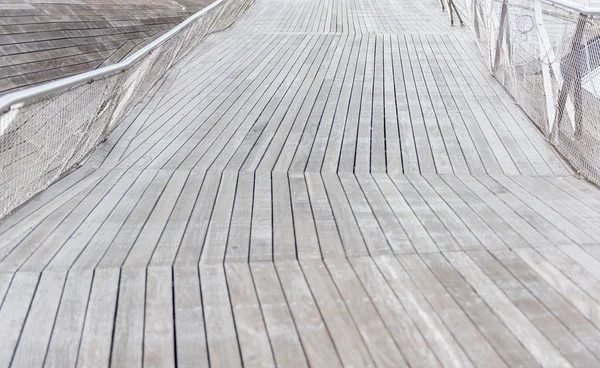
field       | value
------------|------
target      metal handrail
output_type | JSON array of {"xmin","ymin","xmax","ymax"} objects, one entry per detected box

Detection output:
[
  {"xmin": 0, "ymin": 0, "xmax": 598, "ymax": 115},
  {"xmin": 0, "ymin": 0, "xmax": 225, "ymax": 114},
  {"xmin": 542, "ymin": 0, "xmax": 600, "ymax": 15}
]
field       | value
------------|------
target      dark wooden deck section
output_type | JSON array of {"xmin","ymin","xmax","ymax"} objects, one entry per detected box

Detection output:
[
  {"xmin": 0, "ymin": 0, "xmax": 214, "ymax": 95},
  {"xmin": 2, "ymin": 0, "xmax": 600, "ymax": 366}
]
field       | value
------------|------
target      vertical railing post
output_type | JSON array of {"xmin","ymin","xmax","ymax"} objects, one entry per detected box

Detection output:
[
  {"xmin": 492, "ymin": 0, "xmax": 510, "ymax": 72},
  {"xmin": 553, "ymin": 13, "xmax": 587, "ymax": 138}
]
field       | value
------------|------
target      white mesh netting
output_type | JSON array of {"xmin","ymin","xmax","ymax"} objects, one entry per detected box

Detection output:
[
  {"xmin": 0, "ymin": 0, "xmax": 253, "ymax": 219},
  {"xmin": 457, "ymin": 0, "xmax": 600, "ymax": 184}
]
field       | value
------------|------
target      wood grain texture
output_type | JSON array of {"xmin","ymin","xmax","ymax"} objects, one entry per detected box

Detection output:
[{"xmin": 2, "ymin": 0, "xmax": 600, "ymax": 366}]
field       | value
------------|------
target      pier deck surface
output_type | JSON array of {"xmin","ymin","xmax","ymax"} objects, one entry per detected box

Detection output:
[{"xmin": 3, "ymin": 0, "xmax": 600, "ymax": 367}]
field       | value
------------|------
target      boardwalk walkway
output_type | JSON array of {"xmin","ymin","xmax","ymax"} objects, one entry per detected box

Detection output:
[{"xmin": 3, "ymin": 0, "xmax": 600, "ymax": 366}]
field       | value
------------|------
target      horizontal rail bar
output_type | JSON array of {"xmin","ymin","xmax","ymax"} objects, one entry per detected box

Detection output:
[
  {"xmin": 0, "ymin": 0, "xmax": 598, "ymax": 115},
  {"xmin": 0, "ymin": 0, "xmax": 225, "ymax": 114},
  {"xmin": 542, "ymin": 0, "xmax": 600, "ymax": 15}
]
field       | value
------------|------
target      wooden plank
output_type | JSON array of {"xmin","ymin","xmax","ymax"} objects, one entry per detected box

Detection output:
[
  {"xmin": 306, "ymin": 34, "xmax": 354, "ymax": 172},
  {"xmin": 289, "ymin": 173, "xmax": 321, "ymax": 260},
  {"xmin": 200, "ymin": 171, "xmax": 238, "ymax": 265},
  {"xmin": 0, "ymin": 170, "xmax": 121, "ymax": 272},
  {"xmin": 322, "ymin": 35, "xmax": 361, "ymax": 172},
  {"xmin": 457, "ymin": 175, "xmax": 549, "ymax": 247},
  {"xmin": 225, "ymin": 263, "xmax": 276, "ymax": 367},
  {"xmin": 355, "ymin": 173, "xmax": 414, "ymax": 254},
  {"xmin": 397, "ymin": 254, "xmax": 507, "ymax": 367},
  {"xmin": 77, "ymin": 267, "xmax": 120, "ymax": 368},
  {"xmin": 290, "ymin": 34, "xmax": 349, "ymax": 173},
  {"xmin": 407, "ymin": 175, "xmax": 482, "ymax": 250},
  {"xmin": 409, "ymin": 34, "xmax": 469, "ymax": 175},
  {"xmin": 528, "ymin": 176, "xmax": 600, "ymax": 220},
  {"xmin": 424, "ymin": 175, "xmax": 507, "ymax": 250},
  {"xmin": 468, "ymin": 250, "xmax": 600, "ymax": 366},
  {"xmin": 349, "ymin": 257, "xmax": 441, "ymax": 368},
  {"xmin": 559, "ymin": 245, "xmax": 600, "ymax": 282},
  {"xmin": 11, "ymin": 272, "xmax": 66, "ymax": 368},
  {"xmin": 144, "ymin": 266, "xmax": 176, "ymax": 368},
  {"xmin": 582, "ymin": 244, "xmax": 600, "ymax": 265},
  {"xmin": 148, "ymin": 170, "xmax": 205, "ymax": 267},
  {"xmin": 272, "ymin": 172, "xmax": 296, "ymax": 261},
  {"xmin": 178, "ymin": 35, "xmax": 306, "ymax": 173},
  {"xmin": 173, "ymin": 266, "xmax": 209, "ymax": 368},
  {"xmin": 418, "ymin": 35, "xmax": 486, "ymax": 175},
  {"xmin": 200, "ymin": 264, "xmax": 243, "ymax": 367},
  {"xmin": 45, "ymin": 270, "xmax": 94, "ymax": 368},
  {"xmin": 300, "ymin": 259, "xmax": 376, "ymax": 367},
  {"xmin": 0, "ymin": 272, "xmax": 40, "ymax": 367},
  {"xmin": 250, "ymin": 262, "xmax": 308, "ymax": 367},
  {"xmin": 217, "ymin": 36, "xmax": 315, "ymax": 173},
  {"xmin": 0, "ymin": 272, "xmax": 12, "ymax": 305},
  {"xmin": 97, "ymin": 170, "xmax": 172, "ymax": 269},
  {"xmin": 382, "ymin": 34, "xmax": 403, "ymax": 174},
  {"xmin": 0, "ymin": 190, "xmax": 89, "ymax": 270},
  {"xmin": 71, "ymin": 169, "xmax": 158, "ymax": 271},
  {"xmin": 492, "ymin": 249, "xmax": 600, "ymax": 359},
  {"xmin": 535, "ymin": 247, "xmax": 600, "ymax": 304},
  {"xmin": 174, "ymin": 170, "xmax": 220, "ymax": 268},
  {"xmin": 110, "ymin": 268, "xmax": 146, "ymax": 368},
  {"xmin": 339, "ymin": 34, "xmax": 367, "ymax": 173},
  {"xmin": 242, "ymin": 35, "xmax": 329, "ymax": 173},
  {"xmin": 374, "ymin": 255, "xmax": 475, "ymax": 367},
  {"xmin": 389, "ymin": 174, "xmax": 460, "ymax": 251},
  {"xmin": 41, "ymin": 169, "xmax": 145, "ymax": 272},
  {"xmin": 509, "ymin": 176, "xmax": 600, "ymax": 242},
  {"xmin": 0, "ymin": 169, "xmax": 106, "ymax": 249},
  {"xmin": 325, "ymin": 257, "xmax": 409, "ymax": 367},
  {"xmin": 275, "ymin": 260, "xmax": 342, "ymax": 367},
  {"xmin": 0, "ymin": 167, "xmax": 95, "ymax": 237},
  {"xmin": 445, "ymin": 251, "xmax": 571, "ymax": 367},
  {"xmin": 390, "ymin": 34, "xmax": 419, "ymax": 173},
  {"xmin": 338, "ymin": 173, "xmax": 392, "ymax": 256},
  {"xmin": 421, "ymin": 253, "xmax": 539, "ymax": 367},
  {"xmin": 304, "ymin": 173, "xmax": 346, "ymax": 258},
  {"xmin": 440, "ymin": 175, "xmax": 528, "ymax": 249},
  {"xmin": 225, "ymin": 172, "xmax": 254, "ymax": 263},
  {"xmin": 321, "ymin": 173, "xmax": 369, "ymax": 257},
  {"xmin": 402, "ymin": 34, "xmax": 451, "ymax": 174},
  {"xmin": 429, "ymin": 35, "xmax": 515, "ymax": 175},
  {"xmin": 546, "ymin": 177, "xmax": 600, "ymax": 218},
  {"xmin": 122, "ymin": 170, "xmax": 187, "ymax": 268},
  {"xmin": 251, "ymin": 173, "xmax": 273, "ymax": 262},
  {"xmin": 371, "ymin": 173, "xmax": 438, "ymax": 253},
  {"xmin": 269, "ymin": 35, "xmax": 341, "ymax": 173},
  {"xmin": 492, "ymin": 175, "xmax": 593, "ymax": 245}
]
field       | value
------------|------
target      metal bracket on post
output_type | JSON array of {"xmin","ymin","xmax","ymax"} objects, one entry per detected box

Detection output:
[{"xmin": 553, "ymin": 13, "xmax": 587, "ymax": 139}]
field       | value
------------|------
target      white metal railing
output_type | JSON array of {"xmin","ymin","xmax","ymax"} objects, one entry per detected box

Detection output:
[
  {"xmin": 0, "ymin": 0, "xmax": 253, "ymax": 219},
  {"xmin": 454, "ymin": 0, "xmax": 600, "ymax": 185}
]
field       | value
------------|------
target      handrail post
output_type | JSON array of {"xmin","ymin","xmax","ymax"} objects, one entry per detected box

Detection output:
[
  {"xmin": 553, "ymin": 13, "xmax": 587, "ymax": 138},
  {"xmin": 492, "ymin": 0, "xmax": 511, "ymax": 72}
]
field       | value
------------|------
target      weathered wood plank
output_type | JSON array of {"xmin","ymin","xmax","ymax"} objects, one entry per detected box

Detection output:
[{"xmin": 275, "ymin": 260, "xmax": 342, "ymax": 367}]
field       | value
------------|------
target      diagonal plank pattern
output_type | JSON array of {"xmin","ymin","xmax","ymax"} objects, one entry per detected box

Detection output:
[{"xmin": 2, "ymin": 0, "xmax": 600, "ymax": 366}]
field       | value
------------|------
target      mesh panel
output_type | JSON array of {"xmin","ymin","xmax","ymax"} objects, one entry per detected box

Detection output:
[
  {"xmin": 0, "ymin": 0, "xmax": 253, "ymax": 219},
  {"xmin": 458, "ymin": 0, "xmax": 600, "ymax": 185}
]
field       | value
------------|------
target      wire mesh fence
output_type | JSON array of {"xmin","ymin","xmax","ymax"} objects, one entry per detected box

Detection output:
[
  {"xmin": 0, "ymin": 0, "xmax": 253, "ymax": 219},
  {"xmin": 456, "ymin": 0, "xmax": 600, "ymax": 185}
]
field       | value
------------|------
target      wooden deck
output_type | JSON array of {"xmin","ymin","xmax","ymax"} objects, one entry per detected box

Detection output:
[
  {"xmin": 0, "ymin": 0, "xmax": 215, "ymax": 95},
  {"xmin": 3, "ymin": 0, "xmax": 600, "ymax": 366}
]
